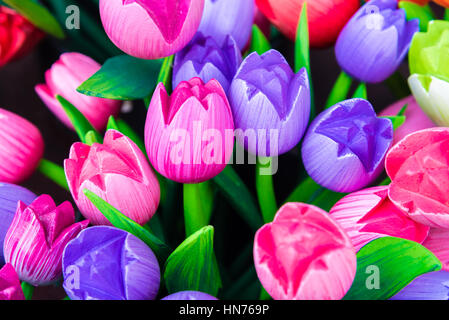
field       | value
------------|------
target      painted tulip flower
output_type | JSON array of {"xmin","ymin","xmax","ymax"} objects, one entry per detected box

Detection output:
[
  {"xmin": 254, "ymin": 7, "xmax": 271, "ymax": 39},
  {"xmin": 198, "ymin": 0, "xmax": 254, "ymax": 50},
  {"xmin": 0, "ymin": 108, "xmax": 44, "ymax": 184},
  {"xmin": 99, "ymin": 0, "xmax": 204, "ymax": 59},
  {"xmin": 0, "ymin": 6, "xmax": 43, "ymax": 68},
  {"xmin": 335, "ymin": 0, "xmax": 419, "ymax": 83},
  {"xmin": 256, "ymin": 0, "xmax": 359, "ymax": 48},
  {"xmin": 229, "ymin": 50, "xmax": 310, "ymax": 157},
  {"xmin": 162, "ymin": 291, "xmax": 218, "ymax": 300},
  {"xmin": 65, "ymin": 130, "xmax": 160, "ymax": 226},
  {"xmin": 434, "ymin": 0, "xmax": 449, "ymax": 7},
  {"xmin": 3, "ymin": 195, "xmax": 89, "ymax": 286},
  {"xmin": 329, "ymin": 186, "xmax": 429, "ymax": 251},
  {"xmin": 423, "ymin": 228, "xmax": 449, "ymax": 271},
  {"xmin": 35, "ymin": 52, "xmax": 121, "ymax": 132},
  {"xmin": 390, "ymin": 271, "xmax": 449, "ymax": 300},
  {"xmin": 173, "ymin": 33, "xmax": 242, "ymax": 92},
  {"xmin": 379, "ymin": 95, "xmax": 435, "ymax": 145},
  {"xmin": 0, "ymin": 183, "xmax": 36, "ymax": 265},
  {"xmin": 254, "ymin": 203, "xmax": 357, "ymax": 300},
  {"xmin": 302, "ymin": 99, "xmax": 393, "ymax": 193},
  {"xmin": 386, "ymin": 128, "xmax": 449, "ymax": 229},
  {"xmin": 145, "ymin": 78, "xmax": 234, "ymax": 184},
  {"xmin": 63, "ymin": 226, "xmax": 160, "ymax": 300},
  {"xmin": 0, "ymin": 264, "xmax": 24, "ymax": 300}
]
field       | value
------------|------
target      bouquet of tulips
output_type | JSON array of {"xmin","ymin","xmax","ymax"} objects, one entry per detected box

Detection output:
[{"xmin": 1, "ymin": 0, "xmax": 449, "ymax": 302}]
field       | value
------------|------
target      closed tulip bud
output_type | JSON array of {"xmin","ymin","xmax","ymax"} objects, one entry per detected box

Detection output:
[
  {"xmin": 63, "ymin": 226, "xmax": 160, "ymax": 300},
  {"xmin": 0, "ymin": 108, "xmax": 44, "ymax": 183},
  {"xmin": 302, "ymin": 99, "xmax": 393, "ymax": 193},
  {"xmin": 423, "ymin": 228, "xmax": 449, "ymax": 271},
  {"xmin": 162, "ymin": 291, "xmax": 218, "ymax": 300},
  {"xmin": 198, "ymin": 0, "xmax": 254, "ymax": 50},
  {"xmin": 3, "ymin": 195, "xmax": 89, "ymax": 286},
  {"xmin": 100, "ymin": 0, "xmax": 204, "ymax": 59},
  {"xmin": 0, "ymin": 264, "xmax": 24, "ymax": 300},
  {"xmin": 173, "ymin": 33, "xmax": 242, "ymax": 92},
  {"xmin": 390, "ymin": 271, "xmax": 449, "ymax": 300},
  {"xmin": 229, "ymin": 50, "xmax": 310, "ymax": 157},
  {"xmin": 254, "ymin": 203, "xmax": 357, "ymax": 300},
  {"xmin": 145, "ymin": 78, "xmax": 234, "ymax": 184},
  {"xmin": 65, "ymin": 130, "xmax": 160, "ymax": 226},
  {"xmin": 254, "ymin": 7, "xmax": 271, "ymax": 39},
  {"xmin": 335, "ymin": 0, "xmax": 419, "ymax": 83},
  {"xmin": 256, "ymin": 0, "xmax": 360, "ymax": 48},
  {"xmin": 434, "ymin": 0, "xmax": 449, "ymax": 7},
  {"xmin": 35, "ymin": 52, "xmax": 121, "ymax": 132},
  {"xmin": 0, "ymin": 183, "xmax": 36, "ymax": 265}
]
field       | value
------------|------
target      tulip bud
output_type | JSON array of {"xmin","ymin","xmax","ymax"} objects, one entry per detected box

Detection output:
[
  {"xmin": 254, "ymin": 7, "xmax": 271, "ymax": 39},
  {"xmin": 302, "ymin": 99, "xmax": 393, "ymax": 193},
  {"xmin": 3, "ymin": 195, "xmax": 89, "ymax": 286},
  {"xmin": 335, "ymin": 0, "xmax": 419, "ymax": 83},
  {"xmin": 423, "ymin": 228, "xmax": 449, "ymax": 271},
  {"xmin": 0, "ymin": 183, "xmax": 36, "ymax": 265},
  {"xmin": 390, "ymin": 271, "xmax": 449, "ymax": 300},
  {"xmin": 145, "ymin": 78, "xmax": 234, "ymax": 184},
  {"xmin": 254, "ymin": 203, "xmax": 357, "ymax": 300},
  {"xmin": 35, "ymin": 52, "xmax": 122, "ymax": 132},
  {"xmin": 62, "ymin": 226, "xmax": 160, "ymax": 300},
  {"xmin": 229, "ymin": 50, "xmax": 310, "ymax": 157},
  {"xmin": 65, "ymin": 130, "xmax": 160, "ymax": 226},
  {"xmin": 99, "ymin": 0, "xmax": 204, "ymax": 59},
  {"xmin": 0, "ymin": 108, "xmax": 44, "ymax": 184},
  {"xmin": 162, "ymin": 291, "xmax": 218, "ymax": 300},
  {"xmin": 173, "ymin": 33, "xmax": 242, "ymax": 92},
  {"xmin": 0, "ymin": 264, "xmax": 24, "ymax": 300},
  {"xmin": 434, "ymin": 0, "xmax": 449, "ymax": 7}
]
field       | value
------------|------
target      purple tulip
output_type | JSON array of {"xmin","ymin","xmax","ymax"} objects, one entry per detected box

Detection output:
[
  {"xmin": 198, "ymin": 0, "xmax": 254, "ymax": 50},
  {"xmin": 173, "ymin": 33, "xmax": 242, "ymax": 92},
  {"xmin": 62, "ymin": 226, "xmax": 160, "ymax": 300},
  {"xmin": 0, "ymin": 183, "xmax": 36, "ymax": 265},
  {"xmin": 335, "ymin": 0, "xmax": 419, "ymax": 83},
  {"xmin": 390, "ymin": 271, "xmax": 449, "ymax": 300},
  {"xmin": 302, "ymin": 99, "xmax": 393, "ymax": 193},
  {"xmin": 228, "ymin": 50, "xmax": 310, "ymax": 157},
  {"xmin": 162, "ymin": 291, "xmax": 218, "ymax": 300}
]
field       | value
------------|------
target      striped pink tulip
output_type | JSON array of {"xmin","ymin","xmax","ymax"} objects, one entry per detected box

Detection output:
[
  {"xmin": 329, "ymin": 186, "xmax": 430, "ymax": 251},
  {"xmin": 254, "ymin": 203, "xmax": 357, "ymax": 300},
  {"xmin": 0, "ymin": 108, "xmax": 44, "ymax": 183},
  {"xmin": 423, "ymin": 228, "xmax": 449, "ymax": 271},
  {"xmin": 3, "ymin": 195, "xmax": 88, "ymax": 286},
  {"xmin": 35, "ymin": 52, "xmax": 121, "ymax": 131},
  {"xmin": 65, "ymin": 130, "xmax": 160, "ymax": 225},
  {"xmin": 0, "ymin": 264, "xmax": 24, "ymax": 300}
]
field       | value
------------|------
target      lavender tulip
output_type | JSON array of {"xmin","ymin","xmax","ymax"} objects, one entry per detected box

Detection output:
[
  {"xmin": 229, "ymin": 50, "xmax": 310, "ymax": 157},
  {"xmin": 173, "ymin": 33, "xmax": 242, "ymax": 92},
  {"xmin": 390, "ymin": 271, "xmax": 449, "ymax": 300},
  {"xmin": 162, "ymin": 291, "xmax": 218, "ymax": 300},
  {"xmin": 335, "ymin": 0, "xmax": 419, "ymax": 83},
  {"xmin": 302, "ymin": 99, "xmax": 393, "ymax": 193},
  {"xmin": 62, "ymin": 226, "xmax": 160, "ymax": 300}
]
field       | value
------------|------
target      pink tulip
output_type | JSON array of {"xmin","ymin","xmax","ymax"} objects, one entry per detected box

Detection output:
[
  {"xmin": 329, "ymin": 186, "xmax": 429, "ymax": 251},
  {"xmin": 423, "ymin": 228, "xmax": 449, "ymax": 271},
  {"xmin": 253, "ymin": 203, "xmax": 357, "ymax": 300},
  {"xmin": 0, "ymin": 264, "xmax": 24, "ymax": 300},
  {"xmin": 145, "ymin": 78, "xmax": 234, "ymax": 184},
  {"xmin": 35, "ymin": 52, "xmax": 121, "ymax": 131},
  {"xmin": 3, "ymin": 195, "xmax": 88, "ymax": 286},
  {"xmin": 99, "ymin": 0, "xmax": 204, "ymax": 59},
  {"xmin": 0, "ymin": 108, "xmax": 44, "ymax": 183},
  {"xmin": 65, "ymin": 129, "xmax": 160, "ymax": 225}
]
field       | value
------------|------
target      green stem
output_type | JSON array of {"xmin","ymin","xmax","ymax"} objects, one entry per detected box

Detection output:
[
  {"xmin": 256, "ymin": 157, "xmax": 277, "ymax": 223},
  {"xmin": 379, "ymin": 177, "xmax": 391, "ymax": 186},
  {"xmin": 183, "ymin": 183, "xmax": 208, "ymax": 236},
  {"xmin": 326, "ymin": 71, "xmax": 352, "ymax": 108},
  {"xmin": 445, "ymin": 8, "xmax": 449, "ymax": 21},
  {"xmin": 353, "ymin": 83, "xmax": 367, "ymax": 99},
  {"xmin": 21, "ymin": 282, "xmax": 34, "ymax": 300},
  {"xmin": 38, "ymin": 159, "xmax": 69, "ymax": 191}
]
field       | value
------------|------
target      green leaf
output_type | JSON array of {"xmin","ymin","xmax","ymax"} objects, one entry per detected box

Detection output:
[
  {"xmin": 164, "ymin": 226, "xmax": 222, "ymax": 296},
  {"xmin": 77, "ymin": 55, "xmax": 162, "ymax": 100},
  {"xmin": 398, "ymin": 1, "xmax": 434, "ymax": 32},
  {"xmin": 56, "ymin": 95, "xmax": 102, "ymax": 143},
  {"xmin": 381, "ymin": 116, "xmax": 406, "ymax": 131},
  {"xmin": 249, "ymin": 25, "xmax": 271, "ymax": 55},
  {"xmin": 37, "ymin": 159, "xmax": 69, "ymax": 191},
  {"xmin": 83, "ymin": 189, "xmax": 170, "ymax": 262},
  {"xmin": 352, "ymin": 83, "xmax": 367, "ymax": 99},
  {"xmin": 285, "ymin": 177, "xmax": 323, "ymax": 204},
  {"xmin": 4, "ymin": 0, "xmax": 65, "ymax": 38},
  {"xmin": 343, "ymin": 237, "xmax": 442, "ymax": 300},
  {"xmin": 326, "ymin": 71, "xmax": 352, "ymax": 108}
]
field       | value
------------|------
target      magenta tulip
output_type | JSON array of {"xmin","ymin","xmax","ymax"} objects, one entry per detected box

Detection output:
[
  {"xmin": 0, "ymin": 264, "xmax": 24, "ymax": 300},
  {"xmin": 423, "ymin": 228, "xmax": 449, "ymax": 271}
]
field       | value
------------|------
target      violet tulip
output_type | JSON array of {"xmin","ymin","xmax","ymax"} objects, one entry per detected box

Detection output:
[
  {"xmin": 35, "ymin": 52, "xmax": 121, "ymax": 132},
  {"xmin": 99, "ymin": 0, "xmax": 204, "ymax": 59},
  {"xmin": 63, "ymin": 226, "xmax": 160, "ymax": 300},
  {"xmin": 335, "ymin": 0, "xmax": 419, "ymax": 83},
  {"xmin": 162, "ymin": 291, "xmax": 218, "ymax": 300},
  {"xmin": 173, "ymin": 33, "xmax": 242, "ymax": 92},
  {"xmin": 390, "ymin": 271, "xmax": 449, "ymax": 300},
  {"xmin": 145, "ymin": 78, "xmax": 234, "ymax": 184},
  {"xmin": 302, "ymin": 99, "xmax": 393, "ymax": 193},
  {"xmin": 0, "ymin": 183, "xmax": 36, "ymax": 265},
  {"xmin": 0, "ymin": 264, "xmax": 24, "ymax": 300},
  {"xmin": 3, "ymin": 195, "xmax": 89, "ymax": 286},
  {"xmin": 229, "ymin": 50, "xmax": 310, "ymax": 157},
  {"xmin": 65, "ymin": 130, "xmax": 160, "ymax": 226},
  {"xmin": 0, "ymin": 108, "xmax": 44, "ymax": 184}
]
